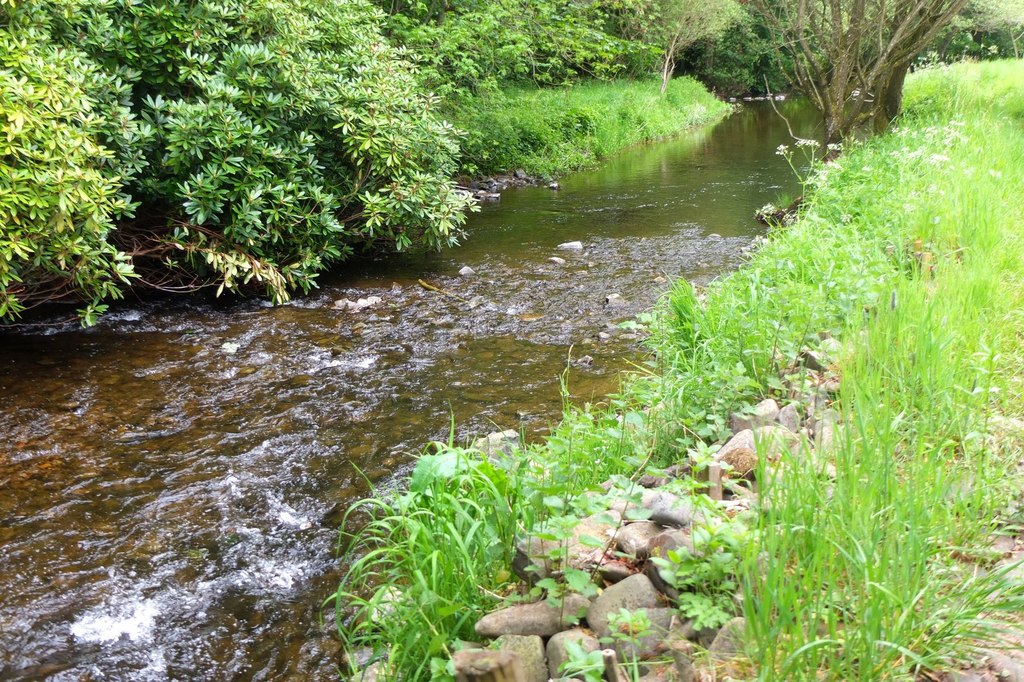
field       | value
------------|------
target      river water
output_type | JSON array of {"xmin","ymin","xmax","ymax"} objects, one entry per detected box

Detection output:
[{"xmin": 0, "ymin": 101, "xmax": 817, "ymax": 680}]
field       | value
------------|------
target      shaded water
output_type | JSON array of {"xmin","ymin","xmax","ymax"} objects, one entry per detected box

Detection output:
[{"xmin": 0, "ymin": 101, "xmax": 818, "ymax": 680}]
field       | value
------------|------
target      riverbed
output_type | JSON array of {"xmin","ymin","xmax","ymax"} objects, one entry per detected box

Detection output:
[{"xmin": 0, "ymin": 100, "xmax": 817, "ymax": 680}]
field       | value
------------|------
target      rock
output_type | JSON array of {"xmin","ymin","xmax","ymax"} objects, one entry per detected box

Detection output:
[
  {"xmin": 814, "ymin": 409, "xmax": 841, "ymax": 452},
  {"xmin": 598, "ymin": 332, "xmax": 612, "ymax": 341},
  {"xmin": 547, "ymin": 629, "xmax": 600, "ymax": 679},
  {"xmin": 613, "ymin": 607, "xmax": 675, "ymax": 661},
  {"xmin": 494, "ymin": 635, "xmax": 547, "ymax": 682},
  {"xmin": 776, "ymin": 402, "xmax": 802, "ymax": 433},
  {"xmin": 646, "ymin": 529, "xmax": 694, "ymax": 560},
  {"xmin": 668, "ymin": 641, "xmax": 696, "ymax": 682},
  {"xmin": 334, "ymin": 296, "xmax": 383, "ymax": 312},
  {"xmin": 588, "ymin": 574, "xmax": 663, "ymax": 639},
  {"xmin": 548, "ymin": 181, "xmax": 560, "ymax": 190},
  {"xmin": 708, "ymin": 617, "xmax": 747, "ymax": 660},
  {"xmin": 640, "ymin": 490, "xmax": 695, "ymax": 529},
  {"xmin": 473, "ymin": 429, "xmax": 520, "ymax": 458},
  {"xmin": 637, "ymin": 663, "xmax": 677, "ymax": 682},
  {"xmin": 548, "ymin": 256, "xmax": 567, "ymax": 265},
  {"xmin": 355, "ymin": 662, "xmax": 382, "ymax": 682},
  {"xmin": 572, "ymin": 355, "xmax": 594, "ymax": 368},
  {"xmin": 598, "ymin": 561, "xmax": 634, "ymax": 584},
  {"xmin": 986, "ymin": 651, "xmax": 1024, "ymax": 682},
  {"xmin": 637, "ymin": 474, "xmax": 668, "ymax": 489},
  {"xmin": 514, "ymin": 169, "xmax": 528, "ymax": 180},
  {"xmin": 729, "ymin": 398, "xmax": 780, "ymax": 432},
  {"xmin": 557, "ymin": 241, "xmax": 584, "ymax": 251},
  {"xmin": 615, "ymin": 522, "xmax": 662, "ymax": 559},
  {"xmin": 605, "ymin": 293, "xmax": 625, "ymax": 307},
  {"xmin": 799, "ymin": 349, "xmax": 827, "ymax": 371},
  {"xmin": 458, "ymin": 266, "xmax": 476, "ymax": 277},
  {"xmin": 475, "ymin": 595, "xmax": 590, "ymax": 638},
  {"xmin": 514, "ymin": 512, "xmax": 621, "ymax": 581},
  {"xmin": 675, "ymin": 619, "xmax": 719, "ymax": 648}
]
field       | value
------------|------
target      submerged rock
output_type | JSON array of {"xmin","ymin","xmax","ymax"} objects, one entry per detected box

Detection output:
[
  {"xmin": 458, "ymin": 266, "xmax": 476, "ymax": 277},
  {"xmin": 548, "ymin": 256, "xmax": 566, "ymax": 265},
  {"xmin": 557, "ymin": 241, "xmax": 584, "ymax": 251}
]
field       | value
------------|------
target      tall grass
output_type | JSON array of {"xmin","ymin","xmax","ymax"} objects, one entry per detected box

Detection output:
[{"xmin": 449, "ymin": 77, "xmax": 729, "ymax": 178}]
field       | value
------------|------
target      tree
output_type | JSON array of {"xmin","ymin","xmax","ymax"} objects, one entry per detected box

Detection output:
[
  {"xmin": 969, "ymin": 0, "xmax": 1024, "ymax": 56},
  {"xmin": 749, "ymin": 0, "xmax": 970, "ymax": 146},
  {"xmin": 614, "ymin": 0, "xmax": 742, "ymax": 93}
]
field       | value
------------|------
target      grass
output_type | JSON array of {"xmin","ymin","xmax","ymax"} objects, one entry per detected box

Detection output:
[
  {"xmin": 448, "ymin": 77, "xmax": 730, "ymax": 178},
  {"xmin": 330, "ymin": 60, "xmax": 1024, "ymax": 681}
]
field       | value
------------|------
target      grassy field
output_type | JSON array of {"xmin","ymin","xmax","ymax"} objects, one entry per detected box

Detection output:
[
  {"xmin": 330, "ymin": 61, "xmax": 1024, "ymax": 680},
  {"xmin": 448, "ymin": 77, "xmax": 731, "ymax": 179}
]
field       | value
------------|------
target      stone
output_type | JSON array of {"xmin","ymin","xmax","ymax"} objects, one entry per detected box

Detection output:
[
  {"xmin": 708, "ymin": 617, "xmax": 747, "ymax": 660},
  {"xmin": 612, "ymin": 607, "xmax": 675, "ymax": 661},
  {"xmin": 355, "ymin": 662, "xmax": 382, "ymax": 682},
  {"xmin": 557, "ymin": 241, "xmax": 584, "ymax": 251},
  {"xmin": 548, "ymin": 181, "xmax": 560, "ymax": 190},
  {"xmin": 799, "ymin": 349, "xmax": 827, "ymax": 371},
  {"xmin": 640, "ymin": 490, "xmax": 695, "ymax": 529},
  {"xmin": 598, "ymin": 561, "xmax": 634, "ymax": 584},
  {"xmin": 547, "ymin": 629, "xmax": 600, "ymax": 679},
  {"xmin": 605, "ymin": 293, "xmax": 625, "ymax": 306},
  {"xmin": 729, "ymin": 398, "xmax": 780, "ymax": 433},
  {"xmin": 473, "ymin": 429, "xmax": 520, "ymax": 458},
  {"xmin": 637, "ymin": 474, "xmax": 668, "ymax": 489},
  {"xmin": 646, "ymin": 529, "xmax": 694, "ymax": 560},
  {"xmin": 458, "ymin": 265, "xmax": 476, "ymax": 277},
  {"xmin": 615, "ymin": 522, "xmax": 662, "ymax": 559},
  {"xmin": 669, "ymin": 643, "xmax": 696, "ymax": 682},
  {"xmin": 494, "ymin": 635, "xmax": 547, "ymax": 682},
  {"xmin": 513, "ymin": 512, "xmax": 621, "ymax": 581},
  {"xmin": 334, "ymin": 296, "xmax": 382, "ymax": 312},
  {"xmin": 814, "ymin": 409, "xmax": 841, "ymax": 452},
  {"xmin": 588, "ymin": 574, "xmax": 663, "ymax": 639},
  {"xmin": 777, "ymin": 402, "xmax": 801, "ymax": 432},
  {"xmin": 475, "ymin": 594, "xmax": 591, "ymax": 638},
  {"xmin": 985, "ymin": 651, "xmax": 1024, "ymax": 682},
  {"xmin": 514, "ymin": 169, "xmax": 528, "ymax": 180},
  {"xmin": 548, "ymin": 256, "xmax": 567, "ymax": 265}
]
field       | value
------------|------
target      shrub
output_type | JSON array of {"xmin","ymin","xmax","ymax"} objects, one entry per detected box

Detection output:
[{"xmin": 0, "ymin": 0, "xmax": 474, "ymax": 323}]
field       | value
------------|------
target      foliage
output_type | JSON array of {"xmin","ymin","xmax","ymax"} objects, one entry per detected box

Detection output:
[
  {"xmin": 0, "ymin": 0, "xmax": 474, "ymax": 324},
  {"xmin": 610, "ymin": 0, "xmax": 742, "ymax": 93},
  {"xmin": 678, "ymin": 6, "xmax": 792, "ymax": 96},
  {"xmin": 378, "ymin": 0, "xmax": 652, "ymax": 97},
  {"xmin": 327, "ymin": 445, "xmax": 522, "ymax": 680},
  {"xmin": 651, "ymin": 516, "xmax": 748, "ymax": 630},
  {"xmin": 450, "ymin": 77, "xmax": 729, "ymax": 178}
]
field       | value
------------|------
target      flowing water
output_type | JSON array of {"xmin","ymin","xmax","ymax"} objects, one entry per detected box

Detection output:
[{"xmin": 0, "ymin": 101, "xmax": 818, "ymax": 681}]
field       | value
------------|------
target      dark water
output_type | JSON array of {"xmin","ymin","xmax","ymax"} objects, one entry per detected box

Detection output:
[{"xmin": 0, "ymin": 101, "xmax": 818, "ymax": 680}]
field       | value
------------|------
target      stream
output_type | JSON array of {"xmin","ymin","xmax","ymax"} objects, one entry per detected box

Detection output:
[{"xmin": 0, "ymin": 100, "xmax": 818, "ymax": 681}]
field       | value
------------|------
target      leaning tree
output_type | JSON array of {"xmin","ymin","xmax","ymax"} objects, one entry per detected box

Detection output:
[{"xmin": 749, "ymin": 0, "xmax": 971, "ymax": 145}]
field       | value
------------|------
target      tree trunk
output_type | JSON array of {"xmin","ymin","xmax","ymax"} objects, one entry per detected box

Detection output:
[
  {"xmin": 873, "ymin": 63, "xmax": 910, "ymax": 134},
  {"xmin": 660, "ymin": 53, "xmax": 674, "ymax": 94}
]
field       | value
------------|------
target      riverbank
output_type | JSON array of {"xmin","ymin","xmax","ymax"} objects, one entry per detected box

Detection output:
[
  {"xmin": 449, "ymin": 78, "xmax": 731, "ymax": 180},
  {"xmin": 332, "ymin": 60, "xmax": 1024, "ymax": 680}
]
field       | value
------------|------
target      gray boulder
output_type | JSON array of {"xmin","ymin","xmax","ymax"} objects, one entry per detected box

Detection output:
[
  {"xmin": 475, "ymin": 594, "xmax": 590, "ymax": 638},
  {"xmin": 776, "ymin": 402, "xmax": 802, "ymax": 433},
  {"xmin": 546, "ymin": 629, "xmax": 600, "ymax": 679},
  {"xmin": 709, "ymin": 617, "xmax": 747, "ymax": 660},
  {"xmin": 513, "ymin": 512, "xmax": 620, "ymax": 582},
  {"xmin": 641, "ymin": 490, "xmax": 695, "ymax": 529},
  {"xmin": 494, "ymin": 635, "xmax": 547, "ymax": 682},
  {"xmin": 616, "ymin": 522, "xmax": 662, "ymax": 559},
  {"xmin": 613, "ymin": 607, "xmax": 675, "ymax": 661},
  {"xmin": 588, "ymin": 574, "xmax": 663, "ymax": 638},
  {"xmin": 729, "ymin": 398, "xmax": 780, "ymax": 433}
]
